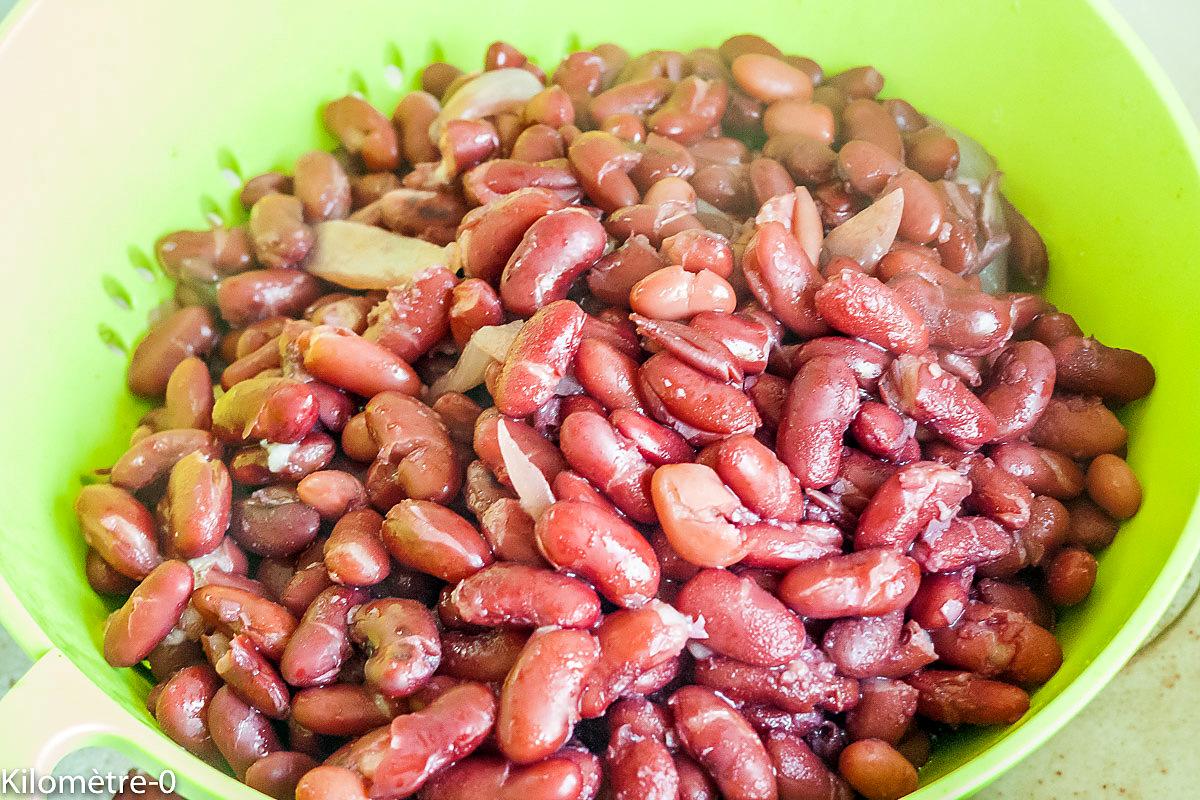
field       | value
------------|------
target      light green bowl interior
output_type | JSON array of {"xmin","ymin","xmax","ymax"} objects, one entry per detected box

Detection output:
[{"xmin": 1, "ymin": 0, "xmax": 1198, "ymax": 798}]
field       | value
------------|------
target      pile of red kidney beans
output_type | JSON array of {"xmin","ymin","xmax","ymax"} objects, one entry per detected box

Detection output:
[{"xmin": 76, "ymin": 33, "xmax": 1156, "ymax": 800}]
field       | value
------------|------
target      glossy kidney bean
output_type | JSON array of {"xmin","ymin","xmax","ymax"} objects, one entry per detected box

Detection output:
[
  {"xmin": 322, "ymin": 507, "xmax": 390, "ymax": 587},
  {"xmin": 845, "ymin": 679, "xmax": 919, "ymax": 745},
  {"xmin": 1085, "ymin": 453, "xmax": 1142, "ymax": 519},
  {"xmin": 930, "ymin": 602, "xmax": 1062, "ymax": 684},
  {"xmin": 888, "ymin": 272, "xmax": 1012, "ymax": 357},
  {"xmin": 779, "ymin": 549, "xmax": 921, "ymax": 618},
  {"xmin": 608, "ymin": 726, "xmax": 679, "ymax": 800},
  {"xmin": 128, "ymin": 306, "xmax": 218, "ymax": 397},
  {"xmin": 837, "ymin": 738, "xmax": 917, "ymax": 800},
  {"xmin": 381, "ymin": 500, "xmax": 493, "ymax": 582},
  {"xmin": 742, "ymin": 221, "xmax": 826, "ymax": 338},
  {"xmin": 294, "ymin": 150, "xmax": 351, "ymax": 222},
  {"xmin": 573, "ymin": 338, "xmax": 646, "ymax": 412},
  {"xmin": 366, "ymin": 391, "xmax": 462, "ymax": 505},
  {"xmin": 569, "ymin": 130, "xmax": 643, "ymax": 211},
  {"xmin": 632, "ymin": 315, "xmax": 742, "ymax": 384},
  {"xmin": 1045, "ymin": 547, "xmax": 1098, "ymax": 606},
  {"xmin": 449, "ymin": 279, "xmax": 504, "ymax": 347},
  {"xmin": 556, "ymin": 410, "xmax": 656, "ymax": 522},
  {"xmin": 361, "ymin": 266, "xmax": 457, "ymax": 363},
  {"xmin": 580, "ymin": 601, "xmax": 694, "ymax": 718},
  {"xmin": 1026, "ymin": 311, "xmax": 1084, "ymax": 346},
  {"xmin": 86, "ymin": 548, "xmax": 138, "ymax": 595},
  {"xmin": 161, "ymin": 357, "xmax": 214, "ymax": 431},
  {"xmin": 212, "ymin": 375, "xmax": 318, "ymax": 444},
  {"xmin": 498, "ymin": 627, "xmax": 600, "ymax": 763},
  {"xmin": 330, "ymin": 682, "xmax": 496, "ymax": 798},
  {"xmin": 245, "ymin": 752, "xmax": 319, "ymax": 800},
  {"xmin": 192, "ymin": 584, "xmax": 297, "ymax": 660},
  {"xmin": 793, "ymin": 338, "xmax": 891, "ymax": 395},
  {"xmin": 247, "ymin": 194, "xmax": 314, "ymax": 270},
  {"xmin": 208, "ymin": 685, "xmax": 282, "ymax": 777},
  {"xmin": 652, "ymin": 463, "xmax": 753, "ymax": 567},
  {"xmin": 280, "ymin": 585, "xmax": 364, "ymax": 687},
  {"xmin": 630, "ymin": 265, "xmax": 737, "ymax": 320},
  {"xmin": 440, "ymin": 628, "xmax": 530, "ymax": 683},
  {"xmin": 692, "ymin": 311, "xmax": 774, "ymax": 374},
  {"xmin": 323, "ymin": 95, "xmax": 400, "ymax": 171},
  {"xmin": 426, "ymin": 754, "xmax": 587, "ymax": 800},
  {"xmin": 351, "ymin": 598, "xmax": 442, "ymax": 698},
  {"xmin": 976, "ymin": 340, "xmax": 1057, "ymax": 441},
  {"xmin": 661, "ymin": 229, "xmax": 735, "ymax": 278},
  {"xmin": 162, "ymin": 451, "xmax": 231, "ymax": 558},
  {"xmin": 75, "ymin": 484, "xmax": 162, "ymax": 580},
  {"xmin": 157, "ymin": 226, "xmax": 254, "ymax": 282},
  {"xmin": 1002, "ymin": 196, "xmax": 1049, "ymax": 287},
  {"xmin": 494, "ymin": 300, "xmax": 587, "ymax": 418},
  {"xmin": 739, "ymin": 521, "xmax": 843, "ymax": 570},
  {"xmin": 911, "ymin": 516, "xmax": 1013, "ymax": 573},
  {"xmin": 392, "ymin": 90, "xmax": 440, "ymax": 165},
  {"xmin": 976, "ymin": 578, "xmax": 1054, "ymax": 629},
  {"xmin": 703, "ymin": 434, "xmax": 806, "ymax": 521},
  {"xmin": 535, "ymin": 500, "xmax": 660, "ymax": 607},
  {"xmin": 587, "ymin": 235, "xmax": 666, "ymax": 307},
  {"xmin": 110, "ymin": 428, "xmax": 221, "ymax": 491},
  {"xmin": 815, "ymin": 270, "xmax": 928, "ymax": 354},
  {"xmin": 777, "ymin": 355, "xmax": 860, "ymax": 488},
  {"xmin": 464, "ymin": 158, "xmax": 583, "ymax": 206},
  {"xmin": 297, "ymin": 325, "xmax": 423, "ymax": 398},
  {"xmin": 154, "ymin": 664, "xmax": 222, "ymax": 763},
  {"xmin": 500, "ymin": 208, "xmax": 607, "ymax": 315},
  {"xmin": 677, "ymin": 569, "xmax": 806, "ymax": 666},
  {"xmin": 475, "ymin": 409, "xmax": 567, "ymax": 488},
  {"xmin": 905, "ymin": 669, "xmax": 1030, "ymax": 726},
  {"xmin": 295, "ymin": 766, "xmax": 369, "ymax": 800},
  {"xmin": 880, "ymin": 353, "xmax": 998, "ymax": 450},
  {"xmin": 849, "ymin": 401, "xmax": 912, "ymax": 462},
  {"xmin": 212, "ymin": 633, "xmax": 291, "ymax": 719},
  {"xmin": 990, "ymin": 442, "xmax": 1084, "ymax": 500},
  {"xmin": 449, "ymin": 563, "xmax": 601, "ymax": 628},
  {"xmin": 1065, "ymin": 497, "xmax": 1119, "ymax": 551},
  {"xmin": 642, "ymin": 352, "xmax": 762, "ymax": 444},
  {"xmin": 478, "ymin": 498, "xmax": 545, "ymax": 566},
  {"xmin": 1050, "ymin": 335, "xmax": 1155, "ymax": 405},
  {"xmin": 240, "ymin": 171, "xmax": 291, "ymax": 207},
  {"xmin": 766, "ymin": 733, "xmax": 853, "ymax": 800},
  {"xmin": 228, "ymin": 431, "xmax": 335, "ymax": 485},
  {"xmin": 648, "ymin": 76, "xmax": 730, "ymax": 145},
  {"xmin": 1027, "ymin": 394, "xmax": 1127, "ymax": 459},
  {"xmin": 669, "ymin": 686, "xmax": 778, "ymax": 800},
  {"xmin": 822, "ymin": 611, "xmax": 936, "ymax": 679},
  {"xmin": 297, "ymin": 469, "xmax": 367, "ymax": 519},
  {"xmin": 908, "ymin": 571, "xmax": 970, "ymax": 630}
]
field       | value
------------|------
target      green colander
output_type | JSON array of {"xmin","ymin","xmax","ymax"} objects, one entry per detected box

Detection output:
[{"xmin": 0, "ymin": 0, "xmax": 1198, "ymax": 797}]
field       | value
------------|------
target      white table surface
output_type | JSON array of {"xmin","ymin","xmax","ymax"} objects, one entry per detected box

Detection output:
[{"xmin": 0, "ymin": 0, "xmax": 1196, "ymax": 797}]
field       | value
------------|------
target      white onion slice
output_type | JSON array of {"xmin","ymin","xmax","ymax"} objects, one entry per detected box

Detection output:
[
  {"xmin": 497, "ymin": 419, "xmax": 556, "ymax": 521},
  {"xmin": 821, "ymin": 188, "xmax": 904, "ymax": 270},
  {"xmin": 430, "ymin": 68, "xmax": 544, "ymax": 140},
  {"xmin": 306, "ymin": 220, "xmax": 449, "ymax": 290},
  {"xmin": 429, "ymin": 320, "xmax": 524, "ymax": 398},
  {"xmin": 755, "ymin": 186, "xmax": 822, "ymax": 265},
  {"xmin": 928, "ymin": 117, "xmax": 997, "ymax": 186}
]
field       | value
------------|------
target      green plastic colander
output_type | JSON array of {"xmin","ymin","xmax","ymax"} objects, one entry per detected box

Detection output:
[{"xmin": 0, "ymin": 0, "xmax": 1198, "ymax": 797}]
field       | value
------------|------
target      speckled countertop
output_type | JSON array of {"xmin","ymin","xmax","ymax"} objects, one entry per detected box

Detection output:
[{"xmin": 1, "ymin": 0, "xmax": 1197, "ymax": 797}]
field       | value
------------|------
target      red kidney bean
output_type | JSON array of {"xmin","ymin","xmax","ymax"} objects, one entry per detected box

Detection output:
[
  {"xmin": 854, "ymin": 456, "xmax": 964, "ymax": 546},
  {"xmin": 1065, "ymin": 498, "xmax": 1119, "ymax": 551},
  {"xmin": 777, "ymin": 355, "xmax": 860, "ymax": 488},
  {"xmin": 448, "ymin": 279, "xmax": 504, "ymax": 348},
  {"xmin": 228, "ymin": 431, "xmax": 335, "ymax": 485},
  {"xmin": 161, "ymin": 452, "xmax": 231, "ymax": 558},
  {"xmin": 940, "ymin": 451, "xmax": 1033, "ymax": 530},
  {"xmin": 245, "ymin": 752, "xmax": 320, "ymax": 800},
  {"xmin": 640, "ymin": 352, "xmax": 760, "ymax": 444},
  {"xmin": 822, "ymin": 611, "xmax": 936, "ymax": 679},
  {"xmin": 793, "ymin": 338, "xmax": 891, "ymax": 394},
  {"xmin": 766, "ymin": 732, "xmax": 853, "ymax": 800},
  {"xmin": 703, "ymin": 434, "xmax": 806, "ymax": 521},
  {"xmin": 365, "ymin": 391, "xmax": 462, "ymax": 504},
  {"xmin": 329, "ymin": 682, "xmax": 496, "ymax": 798},
  {"xmin": 324, "ymin": 95, "xmax": 400, "ymax": 171},
  {"xmin": 911, "ymin": 516, "xmax": 1013, "ymax": 573},
  {"xmin": 497, "ymin": 627, "xmax": 600, "ymax": 763},
  {"xmin": 500, "ymin": 208, "xmax": 607, "ymax": 315},
  {"xmin": 651, "ymin": 463, "xmax": 752, "ymax": 567},
  {"xmin": 86, "ymin": 548, "xmax": 139, "ymax": 595},
  {"xmin": 930, "ymin": 602, "xmax": 1062, "ymax": 684},
  {"xmin": 478, "ymin": 498, "xmax": 545, "ymax": 566},
  {"xmin": 977, "ymin": 340, "xmax": 1057, "ymax": 440},
  {"xmin": 494, "ymin": 300, "xmax": 587, "ymax": 418},
  {"xmin": 739, "ymin": 521, "xmax": 842, "ymax": 570},
  {"xmin": 1051, "ymin": 335, "xmax": 1156, "ymax": 406},
  {"xmin": 474, "ymin": 409, "xmax": 567, "ymax": 488},
  {"xmin": 976, "ymin": 578, "xmax": 1054, "ymax": 629},
  {"xmin": 296, "ymin": 325, "xmax": 423, "ymax": 398},
  {"xmin": 905, "ymin": 669, "xmax": 1030, "ymax": 726},
  {"xmin": 245, "ymin": 193, "xmax": 314, "ymax": 270},
  {"xmin": 351, "ymin": 598, "xmax": 441, "ymax": 698},
  {"xmin": 321, "ymin": 508, "xmax": 390, "ymax": 587},
  {"xmin": 691, "ymin": 311, "xmax": 773, "ymax": 374},
  {"xmin": 1045, "ymin": 547, "xmax": 1098, "ymax": 606},
  {"xmin": 669, "ymin": 686, "xmax": 778, "ymax": 800},
  {"xmin": 157, "ymin": 226, "xmax": 254, "ymax": 282},
  {"xmin": 880, "ymin": 353, "xmax": 998, "ymax": 450},
  {"xmin": 991, "ymin": 442, "xmax": 1084, "ymax": 500},
  {"xmin": 295, "ymin": 766, "xmax": 370, "ymax": 800},
  {"xmin": 1027, "ymin": 394, "xmax": 1127, "ymax": 459},
  {"xmin": 569, "ymin": 130, "xmax": 643, "ymax": 211},
  {"xmin": 297, "ymin": 469, "xmax": 367, "ymax": 519},
  {"xmin": 128, "ymin": 306, "xmax": 218, "ymax": 397},
  {"xmin": 154, "ymin": 664, "xmax": 222, "ymax": 763},
  {"xmin": 849, "ymin": 401, "xmax": 913, "ymax": 462},
  {"xmin": 780, "ymin": 549, "xmax": 921, "ymax": 618},
  {"xmin": 457, "ymin": 188, "xmax": 568, "ymax": 282},
  {"xmin": 580, "ymin": 601, "xmax": 693, "ymax": 718},
  {"xmin": 280, "ymin": 585, "xmax": 364, "ymax": 687},
  {"xmin": 608, "ymin": 725, "xmax": 679, "ymax": 800},
  {"xmin": 212, "ymin": 633, "xmax": 291, "ymax": 719},
  {"xmin": 558, "ymin": 410, "xmax": 657, "ymax": 522},
  {"xmin": 677, "ymin": 569, "xmax": 807, "ymax": 666},
  {"xmin": 208, "ymin": 685, "xmax": 282, "ymax": 777},
  {"xmin": 535, "ymin": 500, "xmax": 660, "ymax": 607},
  {"xmin": 75, "ymin": 484, "xmax": 162, "ymax": 580},
  {"xmin": 661, "ymin": 229, "xmax": 735, "ymax": 278},
  {"xmin": 837, "ymin": 738, "xmax": 918, "ymax": 800},
  {"xmin": 192, "ymin": 584, "xmax": 297, "ymax": 660},
  {"xmin": 426, "ymin": 754, "xmax": 587, "ymax": 800},
  {"xmin": 294, "ymin": 150, "xmax": 351, "ymax": 222},
  {"xmin": 815, "ymin": 270, "xmax": 928, "ymax": 354},
  {"xmin": 743, "ymin": 221, "xmax": 826, "ymax": 338},
  {"xmin": 908, "ymin": 570, "xmax": 970, "ymax": 629},
  {"xmin": 630, "ymin": 265, "xmax": 737, "ymax": 321},
  {"xmin": 440, "ymin": 628, "xmax": 530, "ymax": 683},
  {"xmin": 240, "ymin": 171, "xmax": 292, "ymax": 207},
  {"xmin": 1026, "ymin": 311, "xmax": 1083, "ymax": 347},
  {"xmin": 1085, "ymin": 453, "xmax": 1142, "ymax": 519},
  {"xmin": 449, "ymin": 563, "xmax": 602, "ymax": 628},
  {"xmin": 110, "ymin": 429, "xmax": 221, "ymax": 491},
  {"xmin": 212, "ymin": 375, "xmax": 318, "ymax": 444},
  {"xmin": 632, "ymin": 315, "xmax": 742, "ymax": 383},
  {"xmin": 381, "ymin": 499, "xmax": 492, "ymax": 582},
  {"xmin": 888, "ymin": 272, "xmax": 1012, "ymax": 356},
  {"xmin": 464, "ymin": 158, "xmax": 583, "ymax": 206},
  {"xmin": 845, "ymin": 679, "xmax": 919, "ymax": 745},
  {"xmin": 573, "ymin": 338, "xmax": 646, "ymax": 412},
  {"xmin": 360, "ymin": 266, "xmax": 456, "ymax": 363},
  {"xmin": 218, "ymin": 267, "xmax": 323, "ymax": 328},
  {"xmin": 161, "ymin": 357, "xmax": 214, "ymax": 431},
  {"xmin": 393, "ymin": 90, "xmax": 441, "ymax": 164},
  {"xmin": 587, "ymin": 235, "xmax": 667, "ymax": 307}
]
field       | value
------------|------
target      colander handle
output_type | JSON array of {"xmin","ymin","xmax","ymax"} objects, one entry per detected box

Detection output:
[{"xmin": 0, "ymin": 649, "xmax": 174, "ymax": 799}]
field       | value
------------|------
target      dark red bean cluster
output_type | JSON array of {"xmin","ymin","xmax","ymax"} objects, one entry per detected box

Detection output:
[{"xmin": 79, "ymin": 32, "xmax": 1154, "ymax": 800}]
